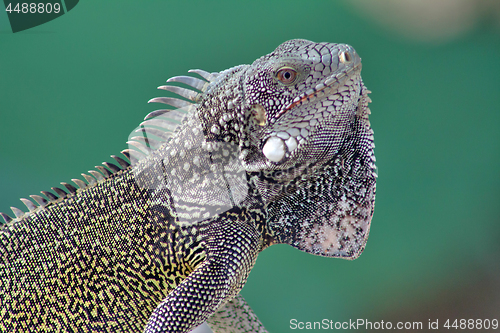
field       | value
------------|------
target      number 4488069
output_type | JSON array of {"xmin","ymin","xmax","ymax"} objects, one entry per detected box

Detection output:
[
  {"xmin": 5, "ymin": 3, "xmax": 61, "ymax": 14},
  {"xmin": 444, "ymin": 319, "xmax": 498, "ymax": 330}
]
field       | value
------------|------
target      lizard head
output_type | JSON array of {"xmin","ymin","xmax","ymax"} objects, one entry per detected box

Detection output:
[
  {"xmin": 237, "ymin": 39, "xmax": 376, "ymax": 259},
  {"xmin": 239, "ymin": 39, "xmax": 366, "ymax": 174}
]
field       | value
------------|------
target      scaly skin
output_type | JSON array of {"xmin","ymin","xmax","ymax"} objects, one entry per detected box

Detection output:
[{"xmin": 0, "ymin": 39, "xmax": 376, "ymax": 333}]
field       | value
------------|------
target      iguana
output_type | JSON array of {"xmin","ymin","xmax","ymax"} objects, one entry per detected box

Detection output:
[{"xmin": 0, "ymin": 39, "xmax": 376, "ymax": 333}]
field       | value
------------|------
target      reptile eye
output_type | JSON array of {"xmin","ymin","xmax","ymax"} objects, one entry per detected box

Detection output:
[{"xmin": 276, "ymin": 67, "xmax": 298, "ymax": 84}]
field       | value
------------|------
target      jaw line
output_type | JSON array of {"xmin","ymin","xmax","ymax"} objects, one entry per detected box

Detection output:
[{"xmin": 277, "ymin": 62, "xmax": 362, "ymax": 118}]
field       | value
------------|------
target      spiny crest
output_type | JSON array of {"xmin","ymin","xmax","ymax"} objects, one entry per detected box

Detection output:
[
  {"xmin": 0, "ymin": 68, "xmax": 217, "ymax": 224},
  {"xmin": 126, "ymin": 68, "xmax": 217, "ymax": 163},
  {"xmin": 0, "ymin": 155, "xmax": 130, "ymax": 224},
  {"xmin": 126, "ymin": 68, "xmax": 251, "ymax": 225},
  {"xmin": 240, "ymin": 41, "xmax": 365, "ymax": 173}
]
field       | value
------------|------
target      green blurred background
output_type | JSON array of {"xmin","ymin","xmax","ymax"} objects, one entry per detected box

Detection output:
[{"xmin": 1, "ymin": 1, "xmax": 499, "ymax": 332}]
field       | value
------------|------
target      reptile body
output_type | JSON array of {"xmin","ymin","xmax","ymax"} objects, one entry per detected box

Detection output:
[{"xmin": 0, "ymin": 39, "xmax": 376, "ymax": 333}]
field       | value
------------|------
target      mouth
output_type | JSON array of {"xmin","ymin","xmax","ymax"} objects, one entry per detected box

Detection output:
[{"xmin": 279, "ymin": 49, "xmax": 362, "ymax": 117}]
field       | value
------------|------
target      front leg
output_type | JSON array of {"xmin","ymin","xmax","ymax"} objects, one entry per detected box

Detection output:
[{"xmin": 144, "ymin": 214, "xmax": 261, "ymax": 333}]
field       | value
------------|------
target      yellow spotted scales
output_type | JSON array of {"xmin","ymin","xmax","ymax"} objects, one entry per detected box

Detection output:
[{"xmin": 0, "ymin": 39, "xmax": 376, "ymax": 333}]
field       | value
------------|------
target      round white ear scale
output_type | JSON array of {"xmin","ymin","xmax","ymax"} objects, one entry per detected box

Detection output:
[{"xmin": 262, "ymin": 136, "xmax": 285, "ymax": 162}]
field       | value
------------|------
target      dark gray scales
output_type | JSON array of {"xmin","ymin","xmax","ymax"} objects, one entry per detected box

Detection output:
[{"xmin": 0, "ymin": 39, "xmax": 376, "ymax": 333}]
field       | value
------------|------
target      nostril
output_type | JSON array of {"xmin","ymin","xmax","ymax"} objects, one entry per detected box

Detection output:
[{"xmin": 339, "ymin": 51, "xmax": 352, "ymax": 64}]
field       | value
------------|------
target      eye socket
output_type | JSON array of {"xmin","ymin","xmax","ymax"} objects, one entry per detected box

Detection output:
[{"xmin": 276, "ymin": 67, "xmax": 298, "ymax": 84}]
